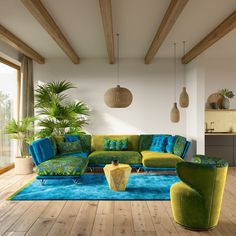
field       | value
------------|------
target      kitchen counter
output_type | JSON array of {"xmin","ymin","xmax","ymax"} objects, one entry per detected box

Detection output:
[{"xmin": 205, "ymin": 132, "xmax": 236, "ymax": 136}]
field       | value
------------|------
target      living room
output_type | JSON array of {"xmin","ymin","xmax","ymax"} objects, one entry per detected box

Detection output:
[{"xmin": 0, "ymin": 0, "xmax": 236, "ymax": 235}]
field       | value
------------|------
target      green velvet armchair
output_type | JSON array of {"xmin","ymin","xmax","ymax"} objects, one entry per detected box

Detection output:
[{"xmin": 170, "ymin": 155, "xmax": 228, "ymax": 230}]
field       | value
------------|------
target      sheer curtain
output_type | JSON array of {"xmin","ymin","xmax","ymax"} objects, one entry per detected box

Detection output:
[{"xmin": 20, "ymin": 55, "xmax": 34, "ymax": 118}]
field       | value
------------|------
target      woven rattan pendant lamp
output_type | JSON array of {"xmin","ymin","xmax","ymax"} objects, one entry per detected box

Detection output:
[
  {"xmin": 104, "ymin": 34, "xmax": 133, "ymax": 108},
  {"xmin": 170, "ymin": 43, "xmax": 180, "ymax": 123},
  {"xmin": 179, "ymin": 41, "xmax": 189, "ymax": 108}
]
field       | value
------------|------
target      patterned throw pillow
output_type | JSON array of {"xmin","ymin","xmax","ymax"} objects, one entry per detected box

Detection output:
[
  {"xmin": 173, "ymin": 135, "xmax": 187, "ymax": 157},
  {"xmin": 57, "ymin": 140, "xmax": 83, "ymax": 155},
  {"xmin": 104, "ymin": 138, "xmax": 128, "ymax": 151},
  {"xmin": 166, "ymin": 136, "xmax": 177, "ymax": 153},
  {"xmin": 65, "ymin": 135, "xmax": 79, "ymax": 142},
  {"xmin": 149, "ymin": 135, "xmax": 168, "ymax": 152}
]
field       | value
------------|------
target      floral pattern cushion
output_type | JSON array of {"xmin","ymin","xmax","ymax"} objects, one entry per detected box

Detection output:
[
  {"xmin": 173, "ymin": 136, "xmax": 187, "ymax": 157},
  {"xmin": 103, "ymin": 138, "xmax": 128, "ymax": 151},
  {"xmin": 193, "ymin": 155, "xmax": 228, "ymax": 167},
  {"xmin": 57, "ymin": 140, "xmax": 83, "ymax": 155},
  {"xmin": 36, "ymin": 156, "xmax": 88, "ymax": 176}
]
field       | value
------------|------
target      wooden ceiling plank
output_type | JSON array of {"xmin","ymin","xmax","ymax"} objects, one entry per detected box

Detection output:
[
  {"xmin": 145, "ymin": 0, "xmax": 189, "ymax": 64},
  {"xmin": 21, "ymin": 0, "xmax": 80, "ymax": 64},
  {"xmin": 0, "ymin": 24, "xmax": 45, "ymax": 64},
  {"xmin": 99, "ymin": 0, "xmax": 115, "ymax": 64},
  {"xmin": 182, "ymin": 10, "xmax": 236, "ymax": 64}
]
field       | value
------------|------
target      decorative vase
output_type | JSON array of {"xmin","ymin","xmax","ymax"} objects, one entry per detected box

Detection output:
[
  {"xmin": 222, "ymin": 97, "xmax": 230, "ymax": 109},
  {"xmin": 170, "ymin": 102, "xmax": 180, "ymax": 123},
  {"xmin": 179, "ymin": 87, "xmax": 189, "ymax": 108},
  {"xmin": 15, "ymin": 157, "xmax": 33, "ymax": 175},
  {"xmin": 112, "ymin": 160, "xmax": 119, "ymax": 166}
]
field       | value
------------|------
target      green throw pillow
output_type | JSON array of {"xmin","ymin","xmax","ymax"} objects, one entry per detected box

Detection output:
[
  {"xmin": 104, "ymin": 138, "xmax": 128, "ymax": 151},
  {"xmin": 57, "ymin": 140, "xmax": 83, "ymax": 155},
  {"xmin": 173, "ymin": 135, "xmax": 187, "ymax": 157}
]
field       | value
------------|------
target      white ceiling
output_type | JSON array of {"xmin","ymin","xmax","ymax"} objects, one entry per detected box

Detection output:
[{"xmin": 0, "ymin": 0, "xmax": 236, "ymax": 60}]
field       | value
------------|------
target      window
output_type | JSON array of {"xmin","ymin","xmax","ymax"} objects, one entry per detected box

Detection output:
[{"xmin": 0, "ymin": 60, "xmax": 20, "ymax": 169}]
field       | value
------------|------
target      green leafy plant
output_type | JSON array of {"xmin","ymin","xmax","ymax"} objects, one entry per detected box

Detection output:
[
  {"xmin": 35, "ymin": 80, "xmax": 90, "ymax": 137},
  {"xmin": 219, "ymin": 88, "xmax": 235, "ymax": 99},
  {"xmin": 4, "ymin": 117, "xmax": 36, "ymax": 158}
]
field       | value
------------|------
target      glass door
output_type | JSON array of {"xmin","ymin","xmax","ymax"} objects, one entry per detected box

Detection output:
[{"xmin": 0, "ymin": 61, "xmax": 19, "ymax": 169}]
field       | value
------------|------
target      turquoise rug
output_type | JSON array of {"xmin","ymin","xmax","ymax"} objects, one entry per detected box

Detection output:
[{"xmin": 9, "ymin": 174, "xmax": 180, "ymax": 200}]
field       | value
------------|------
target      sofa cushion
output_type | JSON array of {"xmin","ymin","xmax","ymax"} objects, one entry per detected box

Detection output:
[
  {"xmin": 36, "ymin": 156, "xmax": 88, "ymax": 176},
  {"xmin": 150, "ymin": 135, "xmax": 168, "ymax": 152},
  {"xmin": 57, "ymin": 140, "xmax": 83, "ymax": 155},
  {"xmin": 139, "ymin": 135, "xmax": 154, "ymax": 151},
  {"xmin": 141, "ymin": 151, "xmax": 183, "ymax": 168},
  {"xmin": 31, "ymin": 138, "xmax": 54, "ymax": 164},
  {"xmin": 166, "ymin": 136, "xmax": 177, "ymax": 153},
  {"xmin": 104, "ymin": 138, "xmax": 128, "ymax": 151},
  {"xmin": 173, "ymin": 136, "xmax": 187, "ymax": 157},
  {"xmin": 92, "ymin": 135, "xmax": 139, "ymax": 151},
  {"xmin": 88, "ymin": 151, "xmax": 142, "ymax": 164},
  {"xmin": 65, "ymin": 135, "xmax": 79, "ymax": 142}
]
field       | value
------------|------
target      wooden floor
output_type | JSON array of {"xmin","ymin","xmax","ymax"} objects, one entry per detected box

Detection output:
[{"xmin": 0, "ymin": 169, "xmax": 236, "ymax": 236}]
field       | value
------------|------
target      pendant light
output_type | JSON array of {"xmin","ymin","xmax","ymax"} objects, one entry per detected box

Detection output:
[
  {"xmin": 170, "ymin": 43, "xmax": 180, "ymax": 123},
  {"xmin": 104, "ymin": 34, "xmax": 133, "ymax": 108},
  {"xmin": 179, "ymin": 41, "xmax": 189, "ymax": 108}
]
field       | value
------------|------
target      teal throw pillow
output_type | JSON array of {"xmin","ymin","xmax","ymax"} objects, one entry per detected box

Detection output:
[
  {"xmin": 149, "ymin": 135, "xmax": 168, "ymax": 152},
  {"xmin": 104, "ymin": 138, "xmax": 128, "ymax": 151},
  {"xmin": 166, "ymin": 136, "xmax": 176, "ymax": 153},
  {"xmin": 65, "ymin": 135, "xmax": 79, "ymax": 142},
  {"xmin": 173, "ymin": 135, "xmax": 187, "ymax": 157},
  {"xmin": 57, "ymin": 140, "xmax": 83, "ymax": 155}
]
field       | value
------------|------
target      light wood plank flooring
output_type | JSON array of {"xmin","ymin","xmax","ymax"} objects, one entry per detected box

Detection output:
[{"xmin": 0, "ymin": 168, "xmax": 235, "ymax": 236}]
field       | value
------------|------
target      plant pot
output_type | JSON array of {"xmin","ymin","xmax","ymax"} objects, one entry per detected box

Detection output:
[
  {"xmin": 222, "ymin": 97, "xmax": 230, "ymax": 109},
  {"xmin": 15, "ymin": 157, "xmax": 33, "ymax": 175}
]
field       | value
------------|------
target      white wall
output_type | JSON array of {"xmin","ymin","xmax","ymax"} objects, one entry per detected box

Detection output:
[
  {"xmin": 205, "ymin": 58, "xmax": 236, "ymax": 108},
  {"xmin": 34, "ymin": 58, "xmax": 187, "ymax": 135}
]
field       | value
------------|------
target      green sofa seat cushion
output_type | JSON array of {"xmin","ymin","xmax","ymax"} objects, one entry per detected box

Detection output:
[
  {"xmin": 141, "ymin": 151, "xmax": 183, "ymax": 168},
  {"xmin": 88, "ymin": 151, "xmax": 142, "ymax": 164},
  {"xmin": 36, "ymin": 156, "xmax": 88, "ymax": 176}
]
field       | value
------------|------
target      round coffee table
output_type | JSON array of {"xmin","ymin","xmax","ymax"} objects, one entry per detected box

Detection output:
[{"xmin": 103, "ymin": 163, "xmax": 131, "ymax": 191}]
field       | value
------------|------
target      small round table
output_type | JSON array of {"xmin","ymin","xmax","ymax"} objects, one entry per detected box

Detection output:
[{"xmin": 103, "ymin": 163, "xmax": 131, "ymax": 191}]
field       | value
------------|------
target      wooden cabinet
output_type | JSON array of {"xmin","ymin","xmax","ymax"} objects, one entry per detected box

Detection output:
[{"xmin": 205, "ymin": 135, "xmax": 235, "ymax": 166}]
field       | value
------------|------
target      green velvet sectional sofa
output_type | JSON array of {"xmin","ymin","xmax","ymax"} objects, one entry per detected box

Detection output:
[{"xmin": 29, "ymin": 134, "xmax": 190, "ymax": 184}]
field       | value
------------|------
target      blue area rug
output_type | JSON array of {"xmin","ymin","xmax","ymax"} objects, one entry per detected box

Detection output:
[{"xmin": 9, "ymin": 174, "xmax": 180, "ymax": 200}]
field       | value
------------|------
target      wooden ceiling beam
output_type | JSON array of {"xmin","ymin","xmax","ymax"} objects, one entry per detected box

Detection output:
[
  {"xmin": 99, "ymin": 0, "xmax": 115, "ymax": 64},
  {"xmin": 0, "ymin": 24, "xmax": 45, "ymax": 64},
  {"xmin": 21, "ymin": 0, "xmax": 80, "ymax": 64},
  {"xmin": 145, "ymin": 0, "xmax": 189, "ymax": 64},
  {"xmin": 182, "ymin": 10, "xmax": 236, "ymax": 64}
]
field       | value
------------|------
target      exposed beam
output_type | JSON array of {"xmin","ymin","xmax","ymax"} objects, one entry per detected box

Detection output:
[
  {"xmin": 182, "ymin": 10, "xmax": 236, "ymax": 64},
  {"xmin": 99, "ymin": 0, "xmax": 115, "ymax": 64},
  {"xmin": 145, "ymin": 0, "xmax": 189, "ymax": 64},
  {"xmin": 0, "ymin": 24, "xmax": 45, "ymax": 64},
  {"xmin": 21, "ymin": 0, "xmax": 80, "ymax": 64}
]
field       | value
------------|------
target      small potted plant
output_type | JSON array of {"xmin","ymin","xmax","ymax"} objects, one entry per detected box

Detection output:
[
  {"xmin": 219, "ymin": 88, "xmax": 235, "ymax": 109},
  {"xmin": 4, "ymin": 117, "xmax": 35, "ymax": 174}
]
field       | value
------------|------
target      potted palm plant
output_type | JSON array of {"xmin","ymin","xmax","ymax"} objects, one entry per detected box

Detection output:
[
  {"xmin": 219, "ymin": 88, "xmax": 235, "ymax": 109},
  {"xmin": 4, "ymin": 117, "xmax": 35, "ymax": 174},
  {"xmin": 35, "ymin": 80, "xmax": 90, "ymax": 137}
]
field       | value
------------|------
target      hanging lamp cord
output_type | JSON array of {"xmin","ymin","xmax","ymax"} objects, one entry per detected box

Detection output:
[
  {"xmin": 174, "ymin": 42, "xmax": 177, "ymax": 102},
  {"xmin": 117, "ymin": 33, "xmax": 120, "ymax": 86},
  {"xmin": 183, "ymin": 41, "xmax": 186, "ymax": 86}
]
